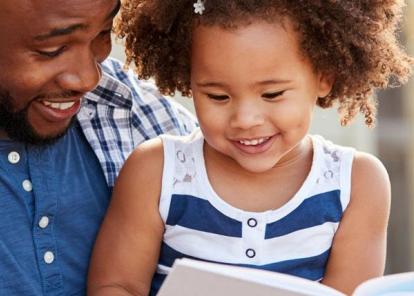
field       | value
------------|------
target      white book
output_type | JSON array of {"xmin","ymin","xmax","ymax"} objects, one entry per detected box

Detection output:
[{"xmin": 157, "ymin": 258, "xmax": 414, "ymax": 296}]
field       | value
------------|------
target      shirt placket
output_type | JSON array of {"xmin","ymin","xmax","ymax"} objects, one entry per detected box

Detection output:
[
  {"xmin": 28, "ymin": 146, "xmax": 64, "ymax": 295},
  {"xmin": 241, "ymin": 214, "xmax": 266, "ymax": 265}
]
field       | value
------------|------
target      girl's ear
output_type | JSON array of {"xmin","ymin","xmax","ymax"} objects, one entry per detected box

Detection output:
[{"xmin": 317, "ymin": 72, "xmax": 335, "ymax": 98}]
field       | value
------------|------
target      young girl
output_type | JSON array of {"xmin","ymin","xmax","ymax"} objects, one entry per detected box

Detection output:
[{"xmin": 88, "ymin": 1, "xmax": 413, "ymax": 295}]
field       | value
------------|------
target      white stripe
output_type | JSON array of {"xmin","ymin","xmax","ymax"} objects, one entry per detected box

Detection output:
[
  {"xmin": 164, "ymin": 222, "xmax": 337, "ymax": 265},
  {"xmin": 159, "ymin": 136, "xmax": 175, "ymax": 223},
  {"xmin": 261, "ymin": 221, "xmax": 338, "ymax": 264},
  {"xmin": 339, "ymin": 148, "xmax": 354, "ymax": 211},
  {"xmin": 164, "ymin": 224, "xmax": 244, "ymax": 263},
  {"xmin": 306, "ymin": 183, "xmax": 341, "ymax": 200},
  {"xmin": 157, "ymin": 264, "xmax": 171, "ymax": 275}
]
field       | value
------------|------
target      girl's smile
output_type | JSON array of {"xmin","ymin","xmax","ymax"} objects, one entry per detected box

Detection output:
[{"xmin": 231, "ymin": 134, "xmax": 276, "ymax": 155}]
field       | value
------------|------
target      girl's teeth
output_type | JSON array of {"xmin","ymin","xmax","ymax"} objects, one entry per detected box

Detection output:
[
  {"xmin": 239, "ymin": 137, "xmax": 269, "ymax": 146},
  {"xmin": 42, "ymin": 101, "xmax": 76, "ymax": 110}
]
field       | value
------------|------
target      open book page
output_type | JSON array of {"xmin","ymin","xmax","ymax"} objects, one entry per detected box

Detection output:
[
  {"xmin": 353, "ymin": 272, "xmax": 414, "ymax": 296},
  {"xmin": 157, "ymin": 258, "xmax": 345, "ymax": 296}
]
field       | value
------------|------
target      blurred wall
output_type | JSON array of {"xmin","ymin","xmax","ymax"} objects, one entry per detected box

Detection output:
[{"xmin": 406, "ymin": 0, "xmax": 414, "ymax": 272}]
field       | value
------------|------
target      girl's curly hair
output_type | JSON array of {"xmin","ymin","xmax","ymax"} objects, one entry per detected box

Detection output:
[{"xmin": 115, "ymin": 0, "xmax": 413, "ymax": 126}]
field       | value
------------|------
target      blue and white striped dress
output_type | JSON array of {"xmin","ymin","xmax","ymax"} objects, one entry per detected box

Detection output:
[{"xmin": 150, "ymin": 129, "xmax": 354, "ymax": 295}]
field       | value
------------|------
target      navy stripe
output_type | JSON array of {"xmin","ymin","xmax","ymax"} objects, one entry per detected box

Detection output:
[
  {"xmin": 159, "ymin": 242, "xmax": 202, "ymax": 268},
  {"xmin": 265, "ymin": 190, "xmax": 342, "ymax": 239},
  {"xmin": 158, "ymin": 242, "xmax": 328, "ymax": 282},
  {"xmin": 93, "ymin": 84, "xmax": 132, "ymax": 108},
  {"xmin": 255, "ymin": 249, "xmax": 330, "ymax": 280},
  {"xmin": 150, "ymin": 273, "xmax": 167, "ymax": 296},
  {"xmin": 166, "ymin": 194, "xmax": 242, "ymax": 237}
]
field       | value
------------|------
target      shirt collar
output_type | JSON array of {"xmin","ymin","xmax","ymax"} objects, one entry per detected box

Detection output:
[{"xmin": 83, "ymin": 71, "xmax": 133, "ymax": 109}]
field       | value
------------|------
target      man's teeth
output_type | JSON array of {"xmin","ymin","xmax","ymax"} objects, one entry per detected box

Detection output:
[
  {"xmin": 42, "ymin": 101, "xmax": 76, "ymax": 110},
  {"xmin": 239, "ymin": 137, "xmax": 270, "ymax": 146}
]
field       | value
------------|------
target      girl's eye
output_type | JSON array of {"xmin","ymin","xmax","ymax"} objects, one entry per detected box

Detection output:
[
  {"xmin": 207, "ymin": 94, "xmax": 229, "ymax": 101},
  {"xmin": 262, "ymin": 90, "xmax": 285, "ymax": 100},
  {"xmin": 37, "ymin": 46, "xmax": 66, "ymax": 58}
]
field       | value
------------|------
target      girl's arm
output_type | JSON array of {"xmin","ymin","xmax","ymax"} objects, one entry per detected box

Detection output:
[
  {"xmin": 88, "ymin": 138, "xmax": 165, "ymax": 296},
  {"xmin": 322, "ymin": 152, "xmax": 391, "ymax": 295}
]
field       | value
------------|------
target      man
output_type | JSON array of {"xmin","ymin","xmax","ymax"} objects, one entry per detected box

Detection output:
[{"xmin": 0, "ymin": 0, "xmax": 196, "ymax": 295}]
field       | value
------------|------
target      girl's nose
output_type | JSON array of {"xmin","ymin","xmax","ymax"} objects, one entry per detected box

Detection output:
[{"xmin": 229, "ymin": 101, "xmax": 265, "ymax": 130}]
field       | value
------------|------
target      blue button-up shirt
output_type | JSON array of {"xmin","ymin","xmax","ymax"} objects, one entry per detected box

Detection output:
[
  {"xmin": 0, "ymin": 123, "xmax": 110, "ymax": 295},
  {"xmin": 0, "ymin": 58, "xmax": 197, "ymax": 295}
]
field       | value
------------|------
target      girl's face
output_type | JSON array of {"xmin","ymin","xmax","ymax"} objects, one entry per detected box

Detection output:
[{"xmin": 190, "ymin": 20, "xmax": 333, "ymax": 174}]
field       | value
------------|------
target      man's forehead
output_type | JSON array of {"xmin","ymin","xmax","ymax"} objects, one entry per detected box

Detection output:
[
  {"xmin": 1, "ymin": 0, "xmax": 118, "ymax": 21},
  {"xmin": 0, "ymin": 0, "xmax": 119, "ymax": 40}
]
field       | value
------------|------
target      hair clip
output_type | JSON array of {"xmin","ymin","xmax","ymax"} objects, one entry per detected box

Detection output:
[{"xmin": 193, "ymin": 0, "xmax": 205, "ymax": 15}]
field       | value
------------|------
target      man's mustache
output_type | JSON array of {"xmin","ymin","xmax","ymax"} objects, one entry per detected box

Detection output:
[{"xmin": 35, "ymin": 91, "xmax": 83, "ymax": 100}]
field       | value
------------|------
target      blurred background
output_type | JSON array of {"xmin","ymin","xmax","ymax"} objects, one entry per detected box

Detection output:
[{"xmin": 110, "ymin": 3, "xmax": 414, "ymax": 275}]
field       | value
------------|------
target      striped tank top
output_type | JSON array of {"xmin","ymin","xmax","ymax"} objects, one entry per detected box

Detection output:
[{"xmin": 150, "ymin": 129, "xmax": 355, "ymax": 295}]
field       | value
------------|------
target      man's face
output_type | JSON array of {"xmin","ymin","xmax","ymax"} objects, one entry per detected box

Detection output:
[{"xmin": 0, "ymin": 0, "xmax": 120, "ymax": 144}]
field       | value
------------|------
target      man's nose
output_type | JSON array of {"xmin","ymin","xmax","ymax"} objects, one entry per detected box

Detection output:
[{"xmin": 56, "ymin": 52, "xmax": 102, "ymax": 94}]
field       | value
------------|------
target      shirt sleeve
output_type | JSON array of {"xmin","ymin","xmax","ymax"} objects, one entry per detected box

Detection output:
[
  {"xmin": 165, "ymin": 99, "xmax": 198, "ymax": 135},
  {"xmin": 104, "ymin": 58, "xmax": 198, "ymax": 140}
]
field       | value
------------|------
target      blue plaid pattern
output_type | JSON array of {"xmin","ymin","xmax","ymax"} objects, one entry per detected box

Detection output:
[{"xmin": 77, "ymin": 58, "xmax": 197, "ymax": 188}]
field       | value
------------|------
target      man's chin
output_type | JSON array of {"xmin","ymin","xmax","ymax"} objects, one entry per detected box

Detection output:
[
  {"xmin": 0, "ymin": 88, "xmax": 75, "ymax": 145},
  {"xmin": 2, "ymin": 118, "xmax": 75, "ymax": 146},
  {"xmin": 23, "ymin": 122, "xmax": 74, "ymax": 146},
  {"xmin": 29, "ymin": 131, "xmax": 70, "ymax": 146}
]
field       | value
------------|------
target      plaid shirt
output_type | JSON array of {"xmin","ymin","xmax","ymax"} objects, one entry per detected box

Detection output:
[{"xmin": 77, "ymin": 58, "xmax": 197, "ymax": 188}]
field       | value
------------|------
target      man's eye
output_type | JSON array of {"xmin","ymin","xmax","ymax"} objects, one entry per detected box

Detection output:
[
  {"xmin": 262, "ymin": 90, "xmax": 285, "ymax": 100},
  {"xmin": 207, "ymin": 94, "xmax": 229, "ymax": 101},
  {"xmin": 37, "ymin": 46, "xmax": 66, "ymax": 58},
  {"xmin": 99, "ymin": 28, "xmax": 113, "ymax": 36}
]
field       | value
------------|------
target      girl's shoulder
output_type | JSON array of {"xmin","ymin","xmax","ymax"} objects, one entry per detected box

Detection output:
[
  {"xmin": 128, "ymin": 136, "xmax": 164, "ymax": 169},
  {"xmin": 331, "ymin": 140, "xmax": 390, "ymax": 224},
  {"xmin": 121, "ymin": 129, "xmax": 204, "ymax": 189},
  {"xmin": 311, "ymin": 134, "xmax": 389, "ymax": 199},
  {"xmin": 351, "ymin": 151, "xmax": 390, "ymax": 204},
  {"xmin": 128, "ymin": 128, "xmax": 203, "ymax": 167}
]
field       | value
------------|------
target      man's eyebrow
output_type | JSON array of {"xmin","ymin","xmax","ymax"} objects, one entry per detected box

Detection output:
[
  {"xmin": 105, "ymin": 0, "xmax": 121, "ymax": 22},
  {"xmin": 33, "ymin": 0, "xmax": 121, "ymax": 42},
  {"xmin": 34, "ymin": 24, "xmax": 87, "ymax": 41}
]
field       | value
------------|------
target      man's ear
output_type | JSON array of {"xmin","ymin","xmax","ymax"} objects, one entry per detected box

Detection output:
[{"xmin": 317, "ymin": 72, "xmax": 335, "ymax": 98}]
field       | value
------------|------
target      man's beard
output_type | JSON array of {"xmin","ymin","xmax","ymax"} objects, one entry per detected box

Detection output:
[{"xmin": 0, "ymin": 89, "xmax": 74, "ymax": 146}]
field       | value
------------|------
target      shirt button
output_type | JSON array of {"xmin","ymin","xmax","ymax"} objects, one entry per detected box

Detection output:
[
  {"xmin": 22, "ymin": 180, "xmax": 33, "ymax": 192},
  {"xmin": 247, "ymin": 218, "xmax": 258, "ymax": 227},
  {"xmin": 39, "ymin": 216, "xmax": 50, "ymax": 229},
  {"xmin": 8, "ymin": 151, "xmax": 20, "ymax": 164},
  {"xmin": 44, "ymin": 251, "xmax": 55, "ymax": 264},
  {"xmin": 246, "ymin": 248, "xmax": 256, "ymax": 258}
]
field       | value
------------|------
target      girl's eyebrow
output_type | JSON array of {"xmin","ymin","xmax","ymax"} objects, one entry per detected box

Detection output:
[
  {"xmin": 196, "ymin": 79, "xmax": 291, "ymax": 88},
  {"xmin": 257, "ymin": 79, "xmax": 291, "ymax": 85},
  {"xmin": 196, "ymin": 82, "xmax": 228, "ymax": 88}
]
